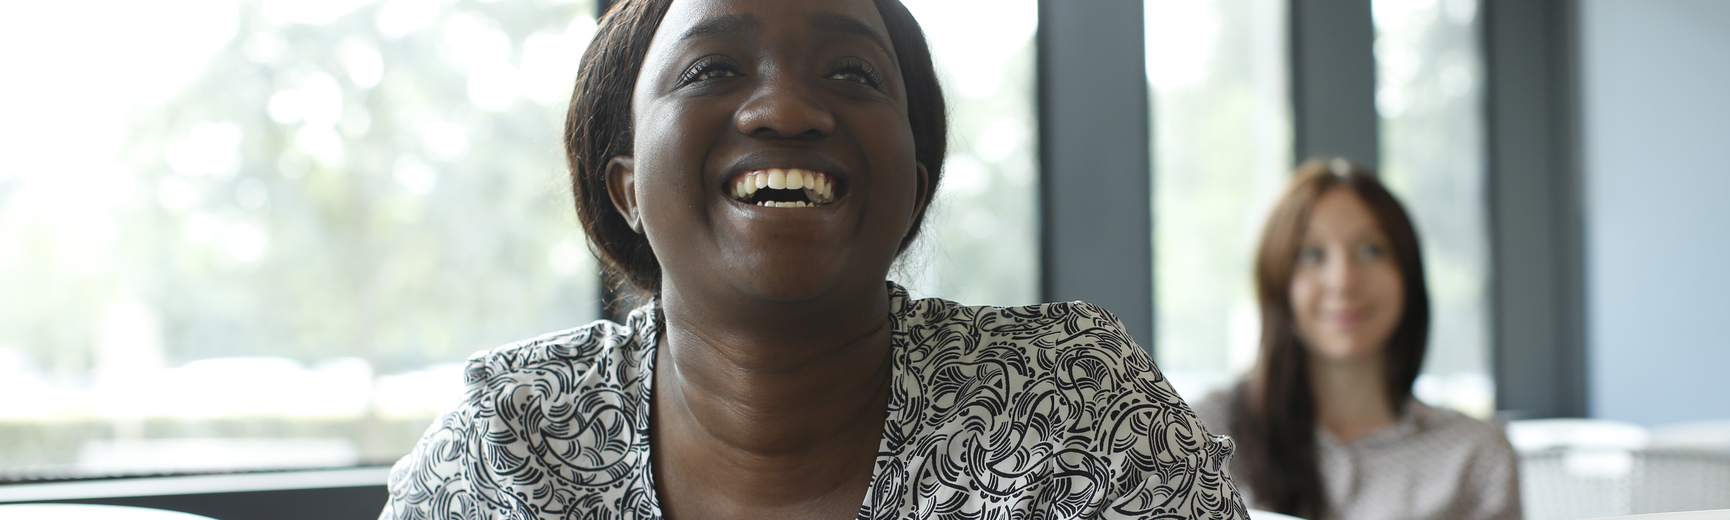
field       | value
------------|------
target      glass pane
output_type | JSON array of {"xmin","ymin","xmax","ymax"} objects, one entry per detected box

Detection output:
[
  {"xmin": 894, "ymin": 0, "xmax": 1040, "ymax": 306},
  {"xmin": 1145, "ymin": 0, "xmax": 1293, "ymax": 401},
  {"xmin": 0, "ymin": 0, "xmax": 600, "ymax": 479},
  {"xmin": 1374, "ymin": 0, "xmax": 1495, "ymax": 418}
]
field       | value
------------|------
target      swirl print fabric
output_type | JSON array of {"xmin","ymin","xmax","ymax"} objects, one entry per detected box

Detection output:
[{"xmin": 380, "ymin": 283, "xmax": 1247, "ymax": 519}]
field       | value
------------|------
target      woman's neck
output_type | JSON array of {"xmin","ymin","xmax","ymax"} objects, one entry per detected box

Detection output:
[
  {"xmin": 1307, "ymin": 354, "xmax": 1398, "ymax": 443},
  {"xmin": 649, "ymin": 280, "xmax": 895, "ymax": 518},
  {"xmin": 657, "ymin": 292, "xmax": 894, "ymax": 452}
]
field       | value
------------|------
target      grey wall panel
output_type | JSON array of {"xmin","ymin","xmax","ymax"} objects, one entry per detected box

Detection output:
[
  {"xmin": 1484, "ymin": 0, "xmax": 1589, "ymax": 419},
  {"xmin": 1290, "ymin": 0, "xmax": 1379, "ymax": 165},
  {"xmin": 1038, "ymin": 0, "xmax": 1155, "ymax": 350},
  {"xmin": 1581, "ymin": 0, "xmax": 1730, "ymax": 426}
]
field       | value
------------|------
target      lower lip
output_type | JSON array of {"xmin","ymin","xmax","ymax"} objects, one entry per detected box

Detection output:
[
  {"xmin": 728, "ymin": 197, "xmax": 841, "ymax": 215},
  {"xmin": 1328, "ymin": 312, "xmax": 1368, "ymax": 327}
]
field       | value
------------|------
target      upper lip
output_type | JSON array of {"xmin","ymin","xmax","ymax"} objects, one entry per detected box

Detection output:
[
  {"xmin": 719, "ymin": 150, "xmax": 850, "ymax": 193},
  {"xmin": 1325, "ymin": 309, "xmax": 1369, "ymax": 324}
]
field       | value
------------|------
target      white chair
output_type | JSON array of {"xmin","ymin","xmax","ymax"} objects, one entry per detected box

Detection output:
[
  {"xmin": 1511, "ymin": 419, "xmax": 1730, "ymax": 520},
  {"xmin": 1652, "ymin": 420, "xmax": 1730, "ymax": 452},
  {"xmin": 1507, "ymin": 418, "xmax": 1650, "ymax": 452}
]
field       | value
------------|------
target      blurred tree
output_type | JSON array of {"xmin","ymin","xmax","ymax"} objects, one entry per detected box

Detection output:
[{"xmin": 111, "ymin": 0, "xmax": 602, "ymax": 373}]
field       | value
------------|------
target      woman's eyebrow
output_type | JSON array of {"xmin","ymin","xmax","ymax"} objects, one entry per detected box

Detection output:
[
  {"xmin": 1348, "ymin": 226, "xmax": 1390, "ymax": 243},
  {"xmin": 808, "ymin": 12, "xmax": 892, "ymax": 58},
  {"xmin": 680, "ymin": 13, "xmax": 760, "ymax": 42}
]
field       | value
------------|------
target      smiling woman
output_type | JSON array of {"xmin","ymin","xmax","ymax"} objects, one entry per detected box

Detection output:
[
  {"xmin": 1189, "ymin": 159, "xmax": 1518, "ymax": 520},
  {"xmin": 378, "ymin": 0, "xmax": 1247, "ymax": 518}
]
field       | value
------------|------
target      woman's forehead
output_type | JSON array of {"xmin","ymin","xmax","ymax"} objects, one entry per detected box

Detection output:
[
  {"xmin": 1307, "ymin": 188, "xmax": 1386, "ymax": 238},
  {"xmin": 654, "ymin": 0, "xmax": 891, "ymax": 49}
]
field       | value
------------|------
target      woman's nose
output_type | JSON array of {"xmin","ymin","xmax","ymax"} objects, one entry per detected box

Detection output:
[
  {"xmin": 733, "ymin": 77, "xmax": 836, "ymax": 139},
  {"xmin": 1323, "ymin": 256, "xmax": 1362, "ymax": 293}
]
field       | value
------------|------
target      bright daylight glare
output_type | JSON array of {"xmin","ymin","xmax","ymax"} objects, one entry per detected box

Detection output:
[{"xmin": 0, "ymin": 0, "xmax": 603, "ymax": 478}]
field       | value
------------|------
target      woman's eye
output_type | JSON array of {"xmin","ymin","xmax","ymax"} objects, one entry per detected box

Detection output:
[
  {"xmin": 826, "ymin": 58, "xmax": 882, "ymax": 88},
  {"xmin": 1298, "ymin": 247, "xmax": 1324, "ymax": 265},
  {"xmin": 1356, "ymin": 242, "xmax": 1386, "ymax": 260},
  {"xmin": 677, "ymin": 57, "xmax": 740, "ymax": 86}
]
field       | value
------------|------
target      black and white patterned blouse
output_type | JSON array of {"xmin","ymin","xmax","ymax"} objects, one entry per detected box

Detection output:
[{"xmin": 381, "ymin": 282, "xmax": 1247, "ymax": 519}]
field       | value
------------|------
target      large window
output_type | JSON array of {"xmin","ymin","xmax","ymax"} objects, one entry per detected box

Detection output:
[
  {"xmin": 1373, "ymin": 0, "xmax": 1494, "ymax": 417},
  {"xmin": 894, "ymin": 0, "xmax": 1040, "ymax": 306},
  {"xmin": 0, "ymin": 0, "xmax": 1039, "ymax": 480},
  {"xmin": 1145, "ymin": 0, "xmax": 1293, "ymax": 401},
  {"xmin": 0, "ymin": 0, "xmax": 603, "ymax": 479}
]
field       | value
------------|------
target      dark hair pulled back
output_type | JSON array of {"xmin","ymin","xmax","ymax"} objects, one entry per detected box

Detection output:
[{"xmin": 564, "ymin": 0, "xmax": 947, "ymax": 293}]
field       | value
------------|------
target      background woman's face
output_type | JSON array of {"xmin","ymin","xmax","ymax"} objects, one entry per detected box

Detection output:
[
  {"xmin": 618, "ymin": 0, "xmax": 924, "ymax": 302},
  {"xmin": 1289, "ymin": 187, "xmax": 1405, "ymax": 365}
]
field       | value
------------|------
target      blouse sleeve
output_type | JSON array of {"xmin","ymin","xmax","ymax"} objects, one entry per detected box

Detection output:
[
  {"xmin": 1060, "ymin": 302, "xmax": 1250, "ymax": 520},
  {"xmin": 1464, "ymin": 426, "xmax": 1523, "ymax": 520},
  {"xmin": 378, "ymin": 359, "xmax": 493, "ymax": 520}
]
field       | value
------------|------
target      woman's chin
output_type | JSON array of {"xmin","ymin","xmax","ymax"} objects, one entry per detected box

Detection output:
[
  {"xmin": 1307, "ymin": 340, "xmax": 1387, "ymax": 366},
  {"xmin": 715, "ymin": 249, "xmax": 894, "ymax": 304},
  {"xmin": 728, "ymin": 273, "xmax": 854, "ymax": 304}
]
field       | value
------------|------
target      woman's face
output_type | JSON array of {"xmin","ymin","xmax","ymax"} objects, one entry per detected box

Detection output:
[
  {"xmin": 1289, "ymin": 187, "xmax": 1405, "ymax": 365},
  {"xmin": 610, "ymin": 0, "xmax": 926, "ymax": 302}
]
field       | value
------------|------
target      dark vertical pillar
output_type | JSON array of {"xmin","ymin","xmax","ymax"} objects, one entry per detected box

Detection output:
[
  {"xmin": 1289, "ymin": 0, "xmax": 1379, "ymax": 165},
  {"xmin": 1038, "ymin": 0, "xmax": 1155, "ymax": 350},
  {"xmin": 1484, "ymin": 0, "xmax": 1587, "ymax": 418}
]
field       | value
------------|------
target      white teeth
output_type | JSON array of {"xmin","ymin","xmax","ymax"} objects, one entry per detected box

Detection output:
[
  {"xmin": 731, "ymin": 169, "xmax": 838, "ymax": 206},
  {"xmin": 807, "ymin": 176, "xmax": 831, "ymax": 202},
  {"xmin": 751, "ymin": 200, "xmax": 815, "ymax": 208}
]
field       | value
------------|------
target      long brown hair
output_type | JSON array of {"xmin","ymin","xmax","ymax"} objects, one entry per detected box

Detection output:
[{"xmin": 1229, "ymin": 158, "xmax": 1430, "ymax": 518}]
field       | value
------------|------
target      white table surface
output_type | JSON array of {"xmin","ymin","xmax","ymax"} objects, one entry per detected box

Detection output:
[
  {"xmin": 1592, "ymin": 510, "xmax": 1730, "ymax": 520},
  {"xmin": 0, "ymin": 504, "xmax": 216, "ymax": 520},
  {"xmin": 1247, "ymin": 508, "xmax": 1304, "ymax": 520}
]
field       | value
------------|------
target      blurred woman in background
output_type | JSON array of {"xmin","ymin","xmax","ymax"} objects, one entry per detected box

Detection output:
[{"xmin": 1193, "ymin": 158, "xmax": 1520, "ymax": 520}]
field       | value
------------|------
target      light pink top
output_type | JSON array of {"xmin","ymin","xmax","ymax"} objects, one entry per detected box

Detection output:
[{"xmin": 1194, "ymin": 392, "xmax": 1521, "ymax": 520}]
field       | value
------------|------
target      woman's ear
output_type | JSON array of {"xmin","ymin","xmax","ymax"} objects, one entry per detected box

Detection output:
[
  {"xmin": 605, "ymin": 156, "xmax": 643, "ymax": 234},
  {"xmin": 911, "ymin": 162, "xmax": 933, "ymax": 225}
]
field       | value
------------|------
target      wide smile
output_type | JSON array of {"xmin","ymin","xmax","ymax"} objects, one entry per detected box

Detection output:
[{"xmin": 729, "ymin": 168, "xmax": 841, "ymax": 208}]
